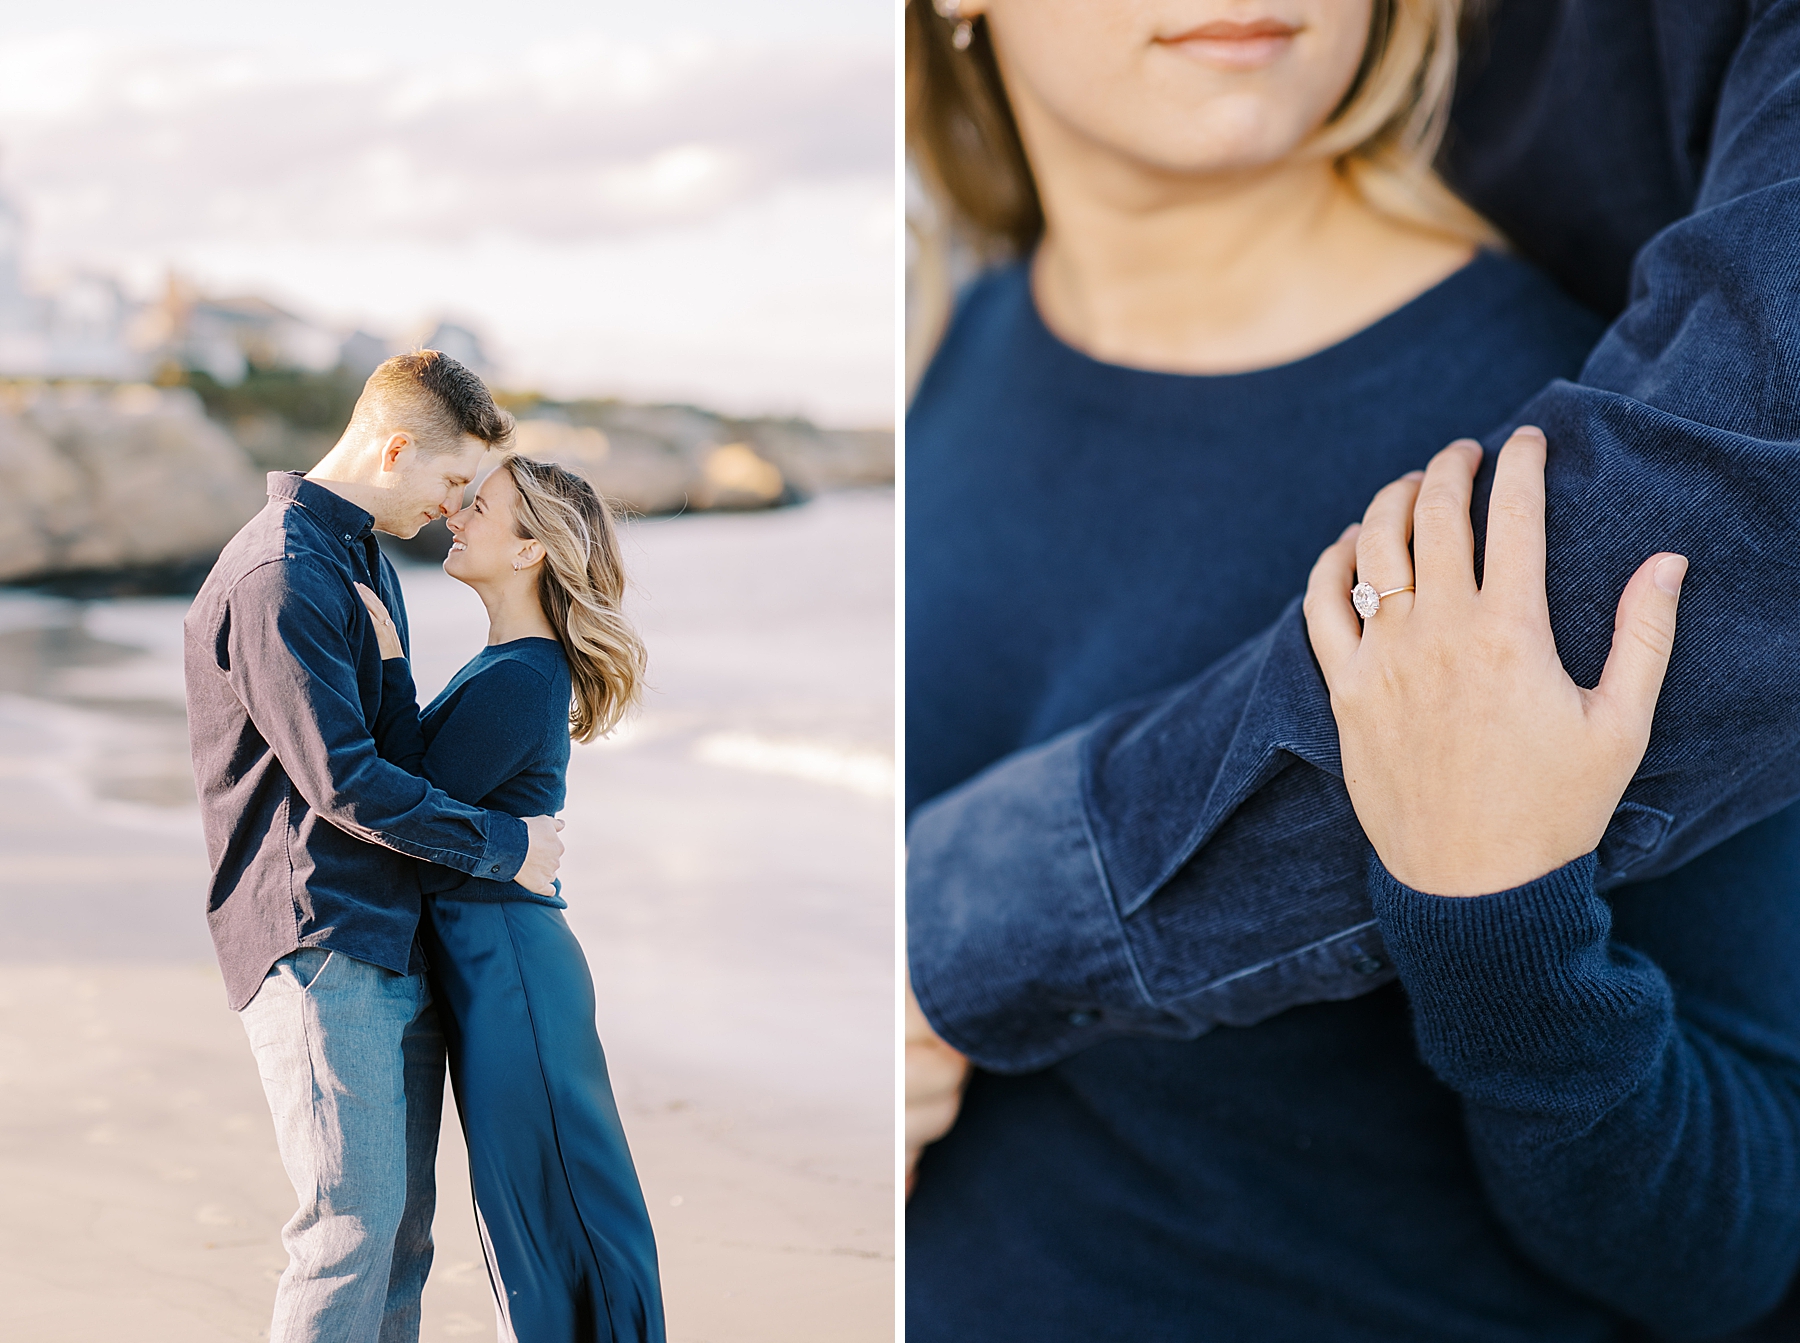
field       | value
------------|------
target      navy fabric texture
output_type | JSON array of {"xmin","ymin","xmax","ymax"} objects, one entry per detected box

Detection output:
[
  {"xmin": 380, "ymin": 638, "xmax": 572, "ymax": 905},
  {"xmin": 381, "ymin": 637, "xmax": 664, "ymax": 1341},
  {"xmin": 907, "ymin": 805, "xmax": 1800, "ymax": 1340},
  {"xmin": 907, "ymin": 255, "xmax": 1603, "ymax": 1067},
  {"xmin": 906, "ymin": 0, "xmax": 1800, "ymax": 1073},
  {"xmin": 182, "ymin": 472, "xmax": 529, "ymax": 1011}
]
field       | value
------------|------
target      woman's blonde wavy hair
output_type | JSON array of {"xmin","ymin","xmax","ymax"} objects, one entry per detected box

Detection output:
[
  {"xmin": 906, "ymin": 0, "xmax": 1499, "ymax": 385},
  {"xmin": 500, "ymin": 455, "xmax": 646, "ymax": 744}
]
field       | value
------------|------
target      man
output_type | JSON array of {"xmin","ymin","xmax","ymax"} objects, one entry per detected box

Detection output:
[{"xmin": 183, "ymin": 350, "xmax": 565, "ymax": 1342}]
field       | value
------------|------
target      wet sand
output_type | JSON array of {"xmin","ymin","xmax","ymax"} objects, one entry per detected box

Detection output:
[{"xmin": 0, "ymin": 490, "xmax": 895, "ymax": 1342}]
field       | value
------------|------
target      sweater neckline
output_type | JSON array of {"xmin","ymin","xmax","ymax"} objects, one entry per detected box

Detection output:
[{"xmin": 1014, "ymin": 250, "xmax": 1499, "ymax": 388}]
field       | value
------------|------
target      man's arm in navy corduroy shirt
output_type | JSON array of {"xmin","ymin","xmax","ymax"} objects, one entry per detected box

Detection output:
[
  {"xmin": 224, "ymin": 559, "xmax": 529, "ymax": 877},
  {"xmin": 908, "ymin": 0, "xmax": 1800, "ymax": 1072}
]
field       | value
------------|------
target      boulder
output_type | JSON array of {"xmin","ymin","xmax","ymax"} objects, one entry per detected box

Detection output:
[
  {"xmin": 303, "ymin": 398, "xmax": 892, "ymax": 565},
  {"xmin": 509, "ymin": 416, "xmax": 790, "ymax": 517},
  {"xmin": 0, "ymin": 384, "xmax": 267, "ymax": 585},
  {"xmin": 691, "ymin": 443, "xmax": 787, "ymax": 511},
  {"xmin": 732, "ymin": 420, "xmax": 894, "ymax": 495}
]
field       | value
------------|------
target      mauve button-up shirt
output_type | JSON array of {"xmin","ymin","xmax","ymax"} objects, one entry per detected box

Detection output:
[{"xmin": 183, "ymin": 472, "xmax": 528, "ymax": 1009}]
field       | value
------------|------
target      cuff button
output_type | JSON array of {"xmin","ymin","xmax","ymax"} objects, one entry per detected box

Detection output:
[{"xmin": 490, "ymin": 864, "xmax": 501, "ymax": 873}]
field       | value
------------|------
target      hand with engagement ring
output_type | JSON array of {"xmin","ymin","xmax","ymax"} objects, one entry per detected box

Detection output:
[{"xmin": 1301, "ymin": 426, "xmax": 1688, "ymax": 898}]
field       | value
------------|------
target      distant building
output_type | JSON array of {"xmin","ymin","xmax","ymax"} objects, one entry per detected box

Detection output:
[
  {"xmin": 419, "ymin": 321, "xmax": 493, "ymax": 376},
  {"xmin": 339, "ymin": 329, "xmax": 393, "ymax": 380},
  {"xmin": 144, "ymin": 279, "xmax": 344, "ymax": 385},
  {"xmin": 0, "ymin": 183, "xmax": 150, "ymax": 380},
  {"xmin": 0, "ymin": 176, "xmax": 495, "ymax": 387},
  {"xmin": 0, "ymin": 188, "xmax": 28, "ymax": 329}
]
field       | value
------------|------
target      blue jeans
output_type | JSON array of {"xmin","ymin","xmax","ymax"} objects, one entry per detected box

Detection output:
[{"xmin": 239, "ymin": 949, "xmax": 445, "ymax": 1343}]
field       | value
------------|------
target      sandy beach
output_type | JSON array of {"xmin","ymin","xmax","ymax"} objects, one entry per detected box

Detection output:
[{"xmin": 0, "ymin": 489, "xmax": 895, "ymax": 1342}]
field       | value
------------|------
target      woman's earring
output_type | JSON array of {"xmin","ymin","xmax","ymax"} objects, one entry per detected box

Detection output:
[{"xmin": 932, "ymin": 0, "xmax": 974, "ymax": 50}]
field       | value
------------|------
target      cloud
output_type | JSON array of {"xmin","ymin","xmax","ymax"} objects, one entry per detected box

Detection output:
[
  {"xmin": 0, "ymin": 34, "xmax": 892, "ymax": 254},
  {"xmin": 0, "ymin": 31, "xmax": 895, "ymax": 424}
]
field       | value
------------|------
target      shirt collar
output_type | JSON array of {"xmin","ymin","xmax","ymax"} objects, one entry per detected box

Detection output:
[{"xmin": 268, "ymin": 471, "xmax": 376, "ymax": 546}]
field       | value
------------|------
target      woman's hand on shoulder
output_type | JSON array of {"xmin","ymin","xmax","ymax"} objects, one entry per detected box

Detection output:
[
  {"xmin": 354, "ymin": 583, "xmax": 405, "ymax": 660},
  {"xmin": 1302, "ymin": 427, "xmax": 1687, "ymax": 897}
]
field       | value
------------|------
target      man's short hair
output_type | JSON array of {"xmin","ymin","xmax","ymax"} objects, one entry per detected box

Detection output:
[{"xmin": 347, "ymin": 350, "xmax": 514, "ymax": 455}]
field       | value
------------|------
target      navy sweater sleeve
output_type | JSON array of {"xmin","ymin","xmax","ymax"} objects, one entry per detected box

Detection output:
[
  {"xmin": 1373, "ymin": 853, "xmax": 1800, "ymax": 1337},
  {"xmin": 908, "ymin": 0, "xmax": 1800, "ymax": 1072},
  {"xmin": 223, "ymin": 560, "xmax": 529, "ymax": 879},
  {"xmin": 374, "ymin": 661, "xmax": 427, "ymax": 775}
]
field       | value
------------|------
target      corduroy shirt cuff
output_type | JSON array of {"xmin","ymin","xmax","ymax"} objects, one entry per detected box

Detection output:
[{"xmin": 478, "ymin": 813, "xmax": 531, "ymax": 884}]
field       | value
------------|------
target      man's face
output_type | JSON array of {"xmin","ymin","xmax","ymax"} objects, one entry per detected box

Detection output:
[{"xmin": 372, "ymin": 433, "xmax": 487, "ymax": 537}]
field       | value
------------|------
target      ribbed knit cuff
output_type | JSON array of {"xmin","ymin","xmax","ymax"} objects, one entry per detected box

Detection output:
[{"xmin": 1370, "ymin": 851, "xmax": 1671, "ymax": 1115}]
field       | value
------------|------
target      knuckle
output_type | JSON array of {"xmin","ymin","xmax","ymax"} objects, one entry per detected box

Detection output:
[
  {"xmin": 1627, "ymin": 618, "xmax": 1674, "ymax": 659},
  {"xmin": 1490, "ymin": 494, "xmax": 1540, "ymax": 527},
  {"xmin": 1413, "ymin": 488, "xmax": 1464, "ymax": 524}
]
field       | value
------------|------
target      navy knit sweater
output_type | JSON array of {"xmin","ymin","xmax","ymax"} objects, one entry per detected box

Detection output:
[
  {"xmin": 378, "ymin": 637, "xmax": 572, "ymax": 906},
  {"xmin": 905, "ymin": 257, "xmax": 1800, "ymax": 1339}
]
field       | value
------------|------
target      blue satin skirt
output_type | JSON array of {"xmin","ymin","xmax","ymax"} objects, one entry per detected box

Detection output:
[{"xmin": 421, "ymin": 898, "xmax": 665, "ymax": 1342}]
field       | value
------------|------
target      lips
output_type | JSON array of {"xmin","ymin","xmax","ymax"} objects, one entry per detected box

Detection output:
[{"xmin": 1156, "ymin": 16, "xmax": 1300, "ymax": 69}]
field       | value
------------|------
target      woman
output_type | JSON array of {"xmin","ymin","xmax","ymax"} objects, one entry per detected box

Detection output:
[
  {"xmin": 905, "ymin": 1, "xmax": 1800, "ymax": 1338},
  {"xmin": 357, "ymin": 454, "xmax": 664, "ymax": 1343}
]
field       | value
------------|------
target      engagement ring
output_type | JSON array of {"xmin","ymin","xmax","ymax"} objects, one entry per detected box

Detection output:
[{"xmin": 1351, "ymin": 582, "xmax": 1415, "ymax": 619}]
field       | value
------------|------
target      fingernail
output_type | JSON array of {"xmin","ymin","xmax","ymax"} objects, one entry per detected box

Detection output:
[
  {"xmin": 1655, "ymin": 555, "xmax": 1687, "ymax": 594},
  {"xmin": 1340, "ymin": 523, "xmax": 1361, "ymax": 541},
  {"xmin": 1403, "ymin": 470, "xmax": 1425, "ymax": 481},
  {"xmin": 1515, "ymin": 424, "xmax": 1546, "ymax": 443}
]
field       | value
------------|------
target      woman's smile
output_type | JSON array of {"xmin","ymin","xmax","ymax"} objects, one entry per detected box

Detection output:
[{"xmin": 1154, "ymin": 17, "xmax": 1301, "ymax": 70}]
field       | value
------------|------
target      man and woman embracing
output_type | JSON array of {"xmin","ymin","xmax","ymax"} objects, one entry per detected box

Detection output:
[{"xmin": 183, "ymin": 350, "xmax": 663, "ymax": 1342}]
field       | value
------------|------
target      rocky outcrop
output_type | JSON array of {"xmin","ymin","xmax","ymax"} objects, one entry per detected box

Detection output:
[
  {"xmin": 0, "ymin": 384, "xmax": 266, "ymax": 585},
  {"xmin": 510, "ymin": 419, "xmax": 700, "ymax": 516},
  {"xmin": 733, "ymin": 419, "xmax": 894, "ymax": 496},
  {"xmin": 383, "ymin": 403, "xmax": 893, "ymax": 564},
  {"xmin": 0, "ymin": 381, "xmax": 896, "ymax": 583},
  {"xmin": 508, "ymin": 403, "xmax": 893, "ymax": 518}
]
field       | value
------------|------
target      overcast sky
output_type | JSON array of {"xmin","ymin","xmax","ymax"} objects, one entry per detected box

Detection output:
[{"xmin": 0, "ymin": 2, "xmax": 894, "ymax": 425}]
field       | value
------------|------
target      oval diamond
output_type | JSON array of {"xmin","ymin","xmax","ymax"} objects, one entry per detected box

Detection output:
[{"xmin": 1351, "ymin": 581, "xmax": 1380, "ymax": 619}]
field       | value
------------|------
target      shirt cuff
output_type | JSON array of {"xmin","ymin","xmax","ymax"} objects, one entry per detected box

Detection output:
[
  {"xmin": 477, "ymin": 813, "xmax": 530, "ymax": 883},
  {"xmin": 907, "ymin": 728, "xmax": 1170, "ymax": 1073}
]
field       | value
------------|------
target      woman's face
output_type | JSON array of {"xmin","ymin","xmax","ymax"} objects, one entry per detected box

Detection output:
[
  {"xmin": 444, "ymin": 466, "xmax": 534, "ymax": 585},
  {"xmin": 976, "ymin": 0, "xmax": 1374, "ymax": 179}
]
